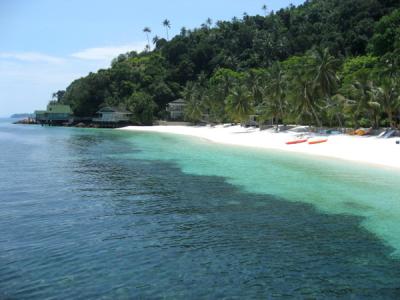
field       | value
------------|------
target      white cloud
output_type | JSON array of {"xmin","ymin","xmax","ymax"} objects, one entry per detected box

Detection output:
[
  {"xmin": 0, "ymin": 52, "xmax": 64, "ymax": 64},
  {"xmin": 70, "ymin": 42, "xmax": 147, "ymax": 61},
  {"xmin": 0, "ymin": 42, "xmax": 147, "ymax": 115}
]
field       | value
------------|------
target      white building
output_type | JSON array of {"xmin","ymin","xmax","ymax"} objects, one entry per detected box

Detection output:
[
  {"xmin": 166, "ymin": 99, "xmax": 186, "ymax": 120},
  {"xmin": 93, "ymin": 107, "xmax": 132, "ymax": 123}
]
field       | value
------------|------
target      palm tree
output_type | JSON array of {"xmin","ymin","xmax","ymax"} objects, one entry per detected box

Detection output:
[
  {"xmin": 183, "ymin": 82, "xmax": 203, "ymax": 122},
  {"xmin": 143, "ymin": 27, "xmax": 151, "ymax": 51},
  {"xmin": 269, "ymin": 63, "xmax": 286, "ymax": 121},
  {"xmin": 243, "ymin": 70, "xmax": 264, "ymax": 106},
  {"xmin": 152, "ymin": 35, "xmax": 160, "ymax": 46},
  {"xmin": 346, "ymin": 79, "xmax": 377, "ymax": 128},
  {"xmin": 312, "ymin": 48, "xmax": 340, "ymax": 97},
  {"xmin": 367, "ymin": 85, "xmax": 385, "ymax": 128},
  {"xmin": 372, "ymin": 78, "xmax": 399, "ymax": 128},
  {"xmin": 288, "ymin": 69, "xmax": 322, "ymax": 127},
  {"xmin": 262, "ymin": 4, "xmax": 268, "ymax": 16},
  {"xmin": 205, "ymin": 85, "xmax": 226, "ymax": 123},
  {"xmin": 311, "ymin": 47, "xmax": 341, "ymax": 126},
  {"xmin": 163, "ymin": 19, "xmax": 171, "ymax": 40},
  {"xmin": 225, "ymin": 85, "xmax": 254, "ymax": 125}
]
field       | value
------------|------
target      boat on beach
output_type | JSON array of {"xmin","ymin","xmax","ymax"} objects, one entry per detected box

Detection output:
[
  {"xmin": 286, "ymin": 138, "xmax": 308, "ymax": 145},
  {"xmin": 308, "ymin": 138, "xmax": 328, "ymax": 145}
]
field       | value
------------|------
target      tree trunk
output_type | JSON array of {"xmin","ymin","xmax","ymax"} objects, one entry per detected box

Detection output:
[{"xmin": 388, "ymin": 110, "xmax": 394, "ymax": 128}]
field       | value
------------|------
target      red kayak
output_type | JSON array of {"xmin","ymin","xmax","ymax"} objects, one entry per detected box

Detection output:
[
  {"xmin": 286, "ymin": 139, "xmax": 308, "ymax": 145},
  {"xmin": 308, "ymin": 139, "xmax": 328, "ymax": 144}
]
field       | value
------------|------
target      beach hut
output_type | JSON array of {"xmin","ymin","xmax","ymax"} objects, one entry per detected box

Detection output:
[
  {"xmin": 93, "ymin": 107, "xmax": 132, "ymax": 125},
  {"xmin": 166, "ymin": 99, "xmax": 186, "ymax": 120},
  {"xmin": 46, "ymin": 104, "xmax": 73, "ymax": 122},
  {"xmin": 34, "ymin": 110, "xmax": 47, "ymax": 123},
  {"xmin": 35, "ymin": 104, "xmax": 73, "ymax": 125}
]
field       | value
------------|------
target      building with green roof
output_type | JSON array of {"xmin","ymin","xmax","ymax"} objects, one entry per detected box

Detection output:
[{"xmin": 35, "ymin": 104, "xmax": 73, "ymax": 124}]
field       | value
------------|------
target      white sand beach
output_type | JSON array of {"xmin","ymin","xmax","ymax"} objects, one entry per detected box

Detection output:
[{"xmin": 121, "ymin": 125, "xmax": 400, "ymax": 170}]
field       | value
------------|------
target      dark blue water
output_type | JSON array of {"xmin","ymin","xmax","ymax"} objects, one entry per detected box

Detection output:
[{"xmin": 1, "ymin": 119, "xmax": 400, "ymax": 299}]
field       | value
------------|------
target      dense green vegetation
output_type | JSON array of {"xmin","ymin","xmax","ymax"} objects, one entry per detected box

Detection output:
[{"xmin": 56, "ymin": 0, "xmax": 400, "ymax": 127}]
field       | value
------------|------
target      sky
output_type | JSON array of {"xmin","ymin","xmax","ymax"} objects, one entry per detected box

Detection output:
[{"xmin": 0, "ymin": 0, "xmax": 304, "ymax": 117}]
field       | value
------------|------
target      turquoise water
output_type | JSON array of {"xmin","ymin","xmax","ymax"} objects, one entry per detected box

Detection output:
[
  {"xmin": 1, "ymin": 119, "xmax": 400, "ymax": 298},
  {"xmin": 126, "ymin": 131, "xmax": 400, "ymax": 257}
]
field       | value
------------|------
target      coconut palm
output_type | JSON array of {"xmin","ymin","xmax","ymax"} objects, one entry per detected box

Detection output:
[
  {"xmin": 266, "ymin": 62, "xmax": 287, "ymax": 125},
  {"xmin": 367, "ymin": 87, "xmax": 384, "ymax": 128},
  {"xmin": 183, "ymin": 82, "xmax": 203, "ymax": 122},
  {"xmin": 262, "ymin": 4, "xmax": 268, "ymax": 16},
  {"xmin": 143, "ymin": 27, "xmax": 151, "ymax": 51},
  {"xmin": 346, "ymin": 79, "xmax": 377, "ymax": 127},
  {"xmin": 225, "ymin": 85, "xmax": 254, "ymax": 125},
  {"xmin": 372, "ymin": 78, "xmax": 399, "ymax": 127},
  {"xmin": 288, "ymin": 69, "xmax": 322, "ymax": 127},
  {"xmin": 312, "ymin": 47, "xmax": 340, "ymax": 97},
  {"xmin": 152, "ymin": 35, "xmax": 160, "ymax": 46},
  {"xmin": 311, "ymin": 47, "xmax": 341, "ymax": 126},
  {"xmin": 163, "ymin": 19, "xmax": 171, "ymax": 40},
  {"xmin": 205, "ymin": 85, "xmax": 226, "ymax": 123},
  {"xmin": 243, "ymin": 70, "xmax": 264, "ymax": 106}
]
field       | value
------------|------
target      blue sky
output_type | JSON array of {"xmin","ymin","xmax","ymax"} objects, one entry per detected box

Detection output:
[{"xmin": 0, "ymin": 0, "xmax": 304, "ymax": 116}]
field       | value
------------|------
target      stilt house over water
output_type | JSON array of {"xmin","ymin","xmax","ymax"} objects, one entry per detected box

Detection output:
[{"xmin": 35, "ymin": 104, "xmax": 73, "ymax": 125}]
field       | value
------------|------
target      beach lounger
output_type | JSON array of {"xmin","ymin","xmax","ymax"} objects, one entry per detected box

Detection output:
[
  {"xmin": 383, "ymin": 130, "xmax": 396, "ymax": 139},
  {"xmin": 377, "ymin": 130, "xmax": 388, "ymax": 138}
]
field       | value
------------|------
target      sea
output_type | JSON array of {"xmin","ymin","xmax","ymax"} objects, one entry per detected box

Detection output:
[{"xmin": 1, "ymin": 118, "xmax": 400, "ymax": 299}]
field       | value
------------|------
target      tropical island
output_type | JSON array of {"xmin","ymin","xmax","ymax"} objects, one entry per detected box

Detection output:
[
  {"xmin": 33, "ymin": 0, "xmax": 399, "ymax": 131},
  {"xmin": 4, "ymin": 1, "xmax": 400, "ymax": 298},
  {"xmin": 22, "ymin": 0, "xmax": 400, "ymax": 167},
  {"xmin": 25, "ymin": 0, "xmax": 400, "ymax": 166}
]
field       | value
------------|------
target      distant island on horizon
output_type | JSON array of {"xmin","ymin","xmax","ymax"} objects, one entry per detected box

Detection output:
[{"xmin": 10, "ymin": 113, "xmax": 34, "ymax": 118}]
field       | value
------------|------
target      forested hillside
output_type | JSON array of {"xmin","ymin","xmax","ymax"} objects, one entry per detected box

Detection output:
[{"xmin": 57, "ymin": 0, "xmax": 400, "ymax": 127}]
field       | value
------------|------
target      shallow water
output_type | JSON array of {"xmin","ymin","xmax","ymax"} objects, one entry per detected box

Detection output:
[{"xmin": 1, "ymin": 119, "xmax": 400, "ymax": 299}]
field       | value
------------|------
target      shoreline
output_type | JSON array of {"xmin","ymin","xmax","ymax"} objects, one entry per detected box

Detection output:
[{"xmin": 120, "ymin": 125, "xmax": 400, "ymax": 171}]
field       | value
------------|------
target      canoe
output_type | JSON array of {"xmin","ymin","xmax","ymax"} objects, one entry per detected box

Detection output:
[
  {"xmin": 286, "ymin": 139, "xmax": 308, "ymax": 145},
  {"xmin": 308, "ymin": 139, "xmax": 328, "ymax": 145}
]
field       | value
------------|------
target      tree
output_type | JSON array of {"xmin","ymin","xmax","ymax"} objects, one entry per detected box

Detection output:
[
  {"xmin": 225, "ymin": 85, "xmax": 254, "ymax": 124},
  {"xmin": 126, "ymin": 91, "xmax": 157, "ymax": 125},
  {"xmin": 345, "ymin": 79, "xmax": 378, "ymax": 128},
  {"xmin": 206, "ymin": 18, "xmax": 213, "ymax": 28},
  {"xmin": 288, "ymin": 69, "xmax": 322, "ymax": 126},
  {"xmin": 52, "ymin": 90, "xmax": 66, "ymax": 103},
  {"xmin": 163, "ymin": 19, "xmax": 171, "ymax": 40},
  {"xmin": 143, "ymin": 27, "xmax": 152, "ymax": 51},
  {"xmin": 373, "ymin": 78, "xmax": 400, "ymax": 128},
  {"xmin": 311, "ymin": 47, "xmax": 342, "ymax": 126},
  {"xmin": 368, "ymin": 9, "xmax": 400, "ymax": 56},
  {"xmin": 259, "ymin": 62, "xmax": 287, "ymax": 126},
  {"xmin": 152, "ymin": 35, "xmax": 160, "ymax": 46},
  {"xmin": 183, "ymin": 82, "xmax": 204, "ymax": 122},
  {"xmin": 262, "ymin": 4, "xmax": 268, "ymax": 16}
]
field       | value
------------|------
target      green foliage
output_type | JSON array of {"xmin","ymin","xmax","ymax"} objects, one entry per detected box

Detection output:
[
  {"xmin": 341, "ymin": 55, "xmax": 379, "ymax": 85},
  {"xmin": 369, "ymin": 9, "xmax": 400, "ymax": 56},
  {"xmin": 225, "ymin": 85, "xmax": 254, "ymax": 124},
  {"xmin": 182, "ymin": 82, "xmax": 204, "ymax": 122},
  {"xmin": 55, "ymin": 0, "xmax": 400, "ymax": 128},
  {"xmin": 126, "ymin": 92, "xmax": 157, "ymax": 125}
]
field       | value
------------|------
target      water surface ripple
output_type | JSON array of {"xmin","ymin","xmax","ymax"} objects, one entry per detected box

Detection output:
[{"xmin": 1, "ymin": 120, "xmax": 400, "ymax": 299}]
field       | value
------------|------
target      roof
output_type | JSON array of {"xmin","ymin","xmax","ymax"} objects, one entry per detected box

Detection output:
[
  {"xmin": 169, "ymin": 99, "xmax": 185, "ymax": 104},
  {"xmin": 34, "ymin": 110, "xmax": 46, "ymax": 114},
  {"xmin": 96, "ymin": 106, "xmax": 131, "ymax": 114},
  {"xmin": 46, "ymin": 104, "xmax": 73, "ymax": 114}
]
